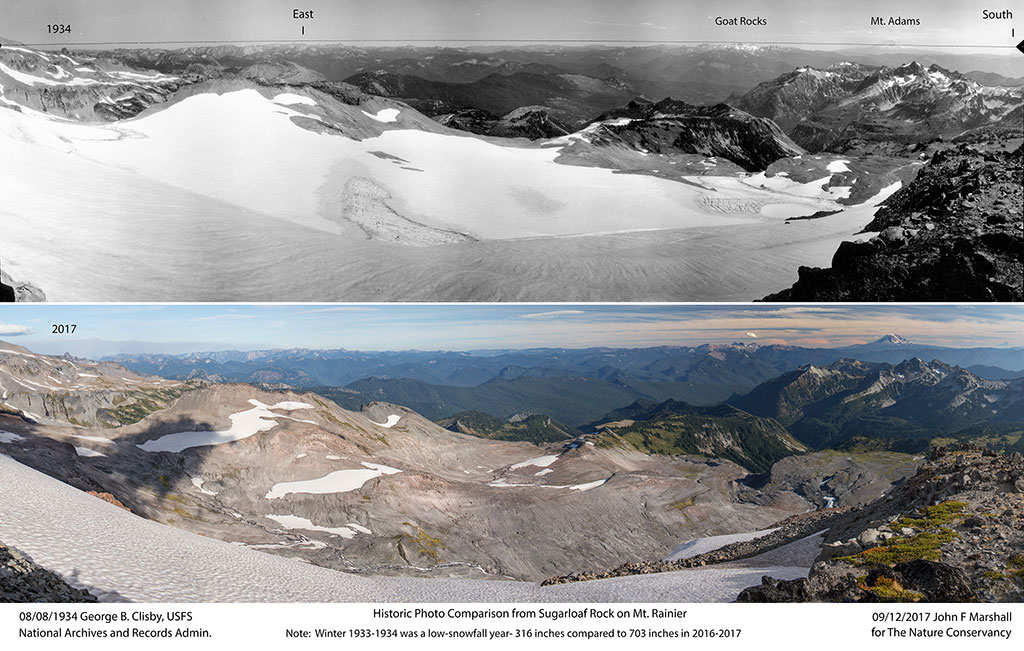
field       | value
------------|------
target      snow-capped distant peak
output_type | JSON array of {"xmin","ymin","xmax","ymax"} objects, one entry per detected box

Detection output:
[{"xmin": 875, "ymin": 334, "xmax": 914, "ymax": 346}]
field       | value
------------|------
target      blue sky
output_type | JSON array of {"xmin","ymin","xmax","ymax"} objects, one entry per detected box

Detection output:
[{"xmin": 1, "ymin": 304, "xmax": 1022, "ymax": 357}]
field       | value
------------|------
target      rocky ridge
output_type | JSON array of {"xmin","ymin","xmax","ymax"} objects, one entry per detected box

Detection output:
[
  {"xmin": 739, "ymin": 61, "xmax": 1024, "ymax": 153},
  {"xmin": 739, "ymin": 445, "xmax": 1024, "ymax": 602},
  {"xmin": 765, "ymin": 144, "xmax": 1023, "ymax": 301},
  {"xmin": 590, "ymin": 97, "xmax": 804, "ymax": 172},
  {"xmin": 0, "ymin": 340, "xmax": 201, "ymax": 427},
  {"xmin": 0, "ymin": 44, "xmax": 186, "ymax": 121},
  {"xmin": 437, "ymin": 105, "xmax": 571, "ymax": 140}
]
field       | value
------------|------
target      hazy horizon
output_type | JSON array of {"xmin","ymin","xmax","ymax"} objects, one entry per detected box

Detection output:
[
  {"xmin": 2, "ymin": 0, "xmax": 1017, "ymax": 53},
  {"xmin": 2, "ymin": 305, "xmax": 1023, "ymax": 358}
]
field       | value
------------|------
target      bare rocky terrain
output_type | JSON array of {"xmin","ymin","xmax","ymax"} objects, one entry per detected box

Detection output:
[
  {"xmin": 547, "ymin": 445, "xmax": 1024, "ymax": 603},
  {"xmin": 740, "ymin": 445, "xmax": 1024, "ymax": 602},
  {"xmin": 0, "ymin": 341, "xmax": 200, "ymax": 427},
  {"xmin": 766, "ymin": 144, "xmax": 1024, "ymax": 301},
  {"xmin": 3, "ymin": 341, "xmax": 1017, "ymax": 603},
  {"xmin": 0, "ymin": 356, "xmax": 818, "ymax": 583},
  {"xmin": 0, "ymin": 540, "xmax": 97, "ymax": 602}
]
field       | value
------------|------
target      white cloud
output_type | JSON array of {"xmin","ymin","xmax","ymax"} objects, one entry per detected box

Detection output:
[
  {"xmin": 0, "ymin": 323, "xmax": 33, "ymax": 336},
  {"xmin": 297, "ymin": 307, "xmax": 380, "ymax": 315},
  {"xmin": 746, "ymin": 332, "xmax": 758, "ymax": 338},
  {"xmin": 191, "ymin": 313, "xmax": 256, "ymax": 321},
  {"xmin": 520, "ymin": 310, "xmax": 586, "ymax": 320},
  {"xmin": 580, "ymin": 19, "xmax": 668, "ymax": 30}
]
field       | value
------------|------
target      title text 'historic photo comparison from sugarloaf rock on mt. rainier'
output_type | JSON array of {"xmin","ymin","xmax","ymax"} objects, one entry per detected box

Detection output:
[{"xmin": 0, "ymin": 0, "xmax": 1021, "ymax": 303}]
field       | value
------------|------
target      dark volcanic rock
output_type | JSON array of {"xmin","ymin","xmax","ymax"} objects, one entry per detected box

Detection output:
[
  {"xmin": 436, "ymin": 107, "xmax": 501, "ymax": 135},
  {"xmin": 0, "ymin": 281, "xmax": 13, "ymax": 303},
  {"xmin": 764, "ymin": 144, "xmax": 1023, "ymax": 301},
  {"xmin": 0, "ymin": 541, "xmax": 97, "ymax": 602},
  {"xmin": 736, "ymin": 559, "xmax": 975, "ymax": 602},
  {"xmin": 591, "ymin": 98, "xmax": 804, "ymax": 172},
  {"xmin": 437, "ymin": 105, "xmax": 571, "ymax": 140},
  {"xmin": 736, "ymin": 564, "xmax": 864, "ymax": 602},
  {"xmin": 892, "ymin": 559, "xmax": 975, "ymax": 601}
]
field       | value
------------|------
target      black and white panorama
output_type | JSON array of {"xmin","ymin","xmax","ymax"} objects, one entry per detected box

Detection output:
[{"xmin": 1, "ymin": 2, "xmax": 1021, "ymax": 302}]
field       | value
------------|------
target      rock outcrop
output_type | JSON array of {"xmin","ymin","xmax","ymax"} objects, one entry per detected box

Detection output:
[
  {"xmin": 1, "ymin": 541, "xmax": 97, "ymax": 602},
  {"xmin": 591, "ymin": 98, "xmax": 804, "ymax": 172},
  {"xmin": 738, "ymin": 445, "xmax": 1024, "ymax": 602},
  {"xmin": 765, "ymin": 144, "xmax": 1023, "ymax": 301}
]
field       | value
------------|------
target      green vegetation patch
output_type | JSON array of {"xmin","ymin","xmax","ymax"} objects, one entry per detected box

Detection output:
[
  {"xmin": 858, "ymin": 575, "xmax": 924, "ymax": 602},
  {"xmin": 594, "ymin": 407, "xmax": 800, "ymax": 473},
  {"xmin": 839, "ymin": 501, "xmax": 967, "ymax": 566},
  {"xmin": 401, "ymin": 523, "xmax": 446, "ymax": 562},
  {"xmin": 100, "ymin": 385, "xmax": 197, "ymax": 426}
]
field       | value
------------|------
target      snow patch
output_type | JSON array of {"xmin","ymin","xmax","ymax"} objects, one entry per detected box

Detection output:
[
  {"xmin": 370, "ymin": 415, "xmax": 401, "ymax": 428},
  {"xmin": 0, "ymin": 431, "xmax": 25, "ymax": 443},
  {"xmin": 137, "ymin": 400, "xmax": 313, "ymax": 453},
  {"xmin": 510, "ymin": 454, "xmax": 558, "ymax": 470},
  {"xmin": 273, "ymin": 93, "xmax": 317, "ymax": 107},
  {"xmin": 266, "ymin": 514, "xmax": 367, "ymax": 539},
  {"xmin": 362, "ymin": 108, "xmax": 400, "ymax": 123},
  {"xmin": 190, "ymin": 477, "xmax": 218, "ymax": 496},
  {"xmin": 74, "ymin": 446, "xmax": 106, "ymax": 458},
  {"xmin": 265, "ymin": 462, "xmax": 402, "ymax": 499},
  {"xmin": 569, "ymin": 478, "xmax": 607, "ymax": 492}
]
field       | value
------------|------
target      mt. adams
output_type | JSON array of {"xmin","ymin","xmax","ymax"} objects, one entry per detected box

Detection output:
[{"xmin": 2, "ymin": 42, "xmax": 900, "ymax": 302}]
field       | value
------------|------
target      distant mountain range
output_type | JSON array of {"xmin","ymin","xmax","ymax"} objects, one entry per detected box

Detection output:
[
  {"xmin": 729, "ymin": 358, "xmax": 1024, "ymax": 451},
  {"xmin": 737, "ymin": 62, "xmax": 1024, "ymax": 154},
  {"xmin": 105, "ymin": 335, "xmax": 1024, "ymax": 392},
  {"xmin": 97, "ymin": 336, "xmax": 1024, "ymax": 456}
]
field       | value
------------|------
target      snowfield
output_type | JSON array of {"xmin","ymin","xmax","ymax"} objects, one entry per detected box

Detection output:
[
  {"xmin": 1, "ymin": 85, "xmax": 896, "ymax": 301},
  {"xmin": 0, "ymin": 455, "xmax": 810, "ymax": 602},
  {"xmin": 265, "ymin": 514, "xmax": 369, "ymax": 539}
]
